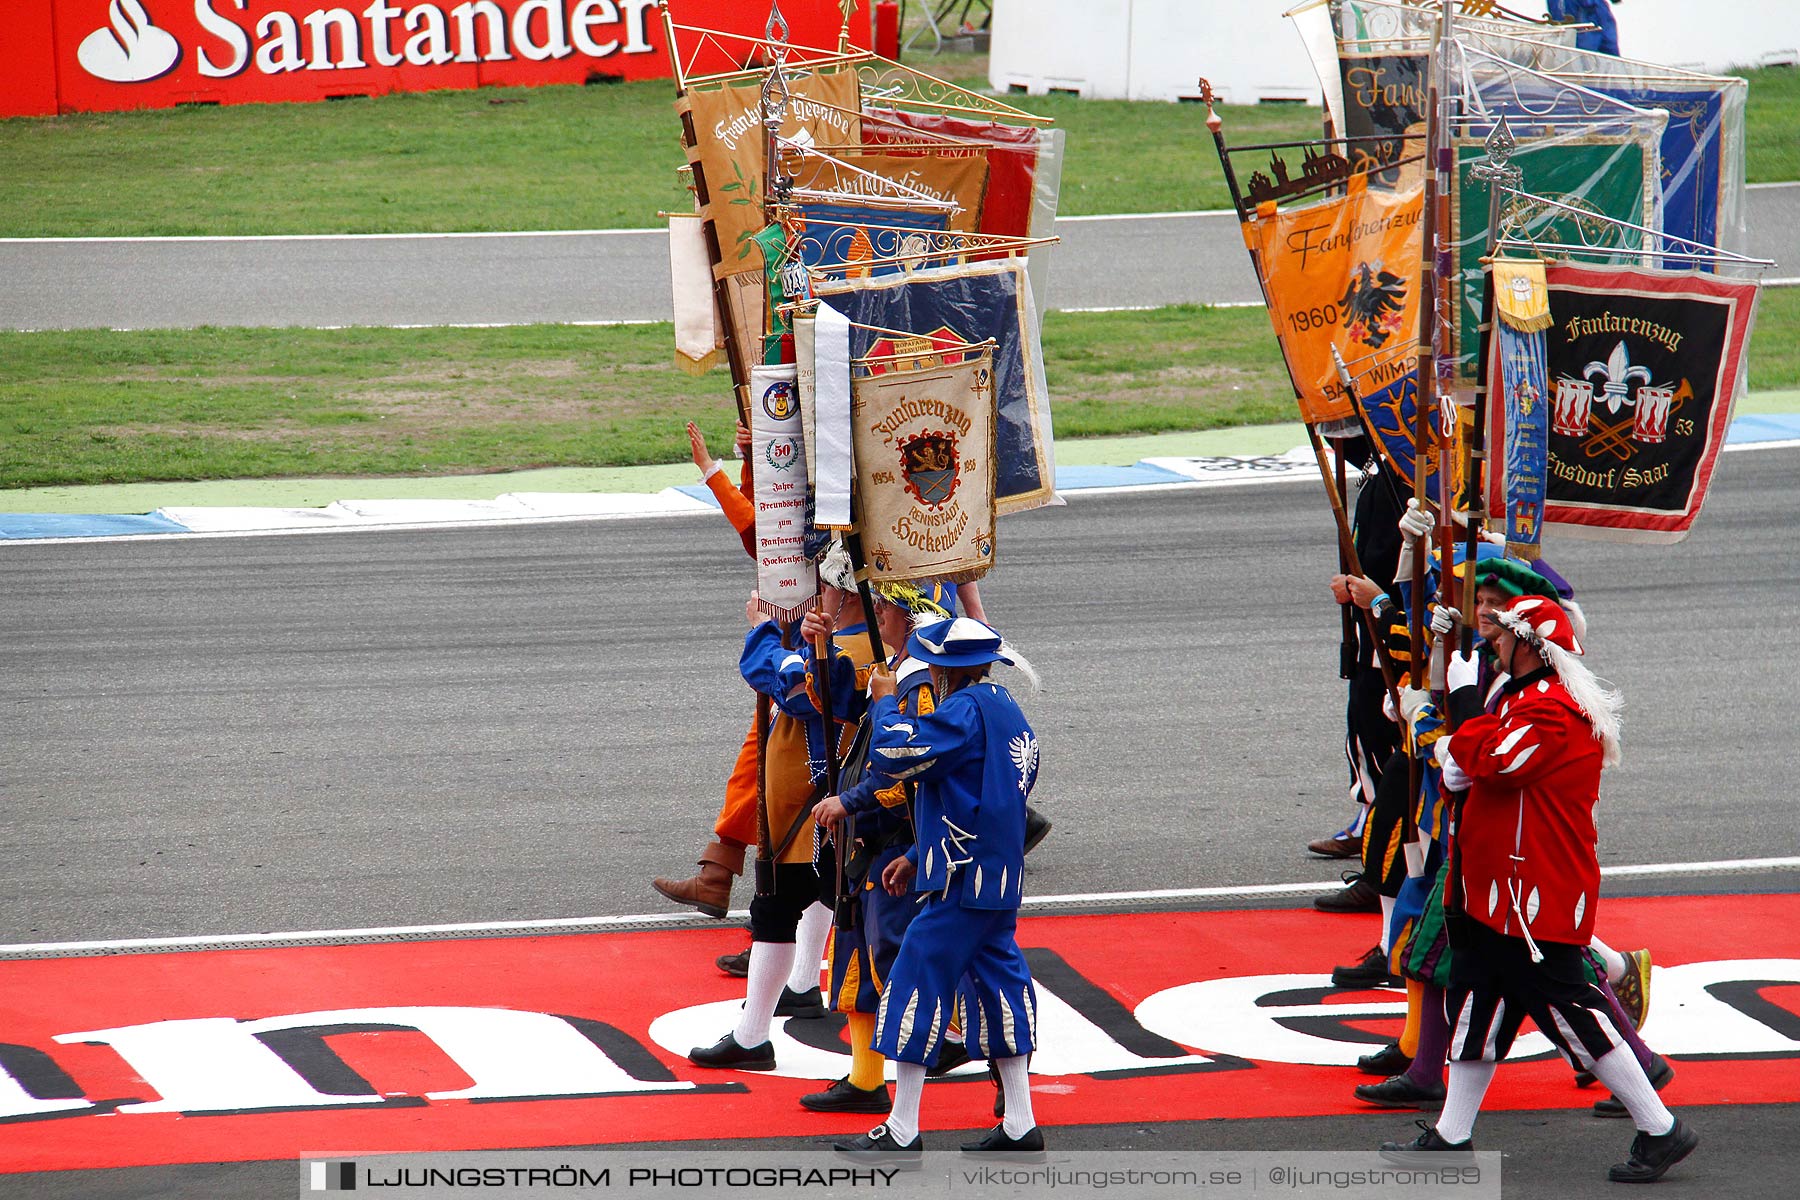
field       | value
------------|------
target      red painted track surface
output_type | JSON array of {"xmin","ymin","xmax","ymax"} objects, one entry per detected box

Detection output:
[{"xmin": 3, "ymin": 894, "xmax": 1796, "ymax": 1173}]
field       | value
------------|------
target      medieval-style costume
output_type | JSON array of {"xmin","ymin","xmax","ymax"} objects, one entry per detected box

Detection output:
[
  {"xmin": 1382, "ymin": 595, "xmax": 1697, "ymax": 1185},
  {"xmin": 836, "ymin": 617, "xmax": 1045, "ymax": 1161}
]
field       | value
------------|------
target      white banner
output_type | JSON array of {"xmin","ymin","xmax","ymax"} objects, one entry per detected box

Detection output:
[
  {"xmin": 748, "ymin": 365, "xmax": 815, "ymax": 621},
  {"xmin": 812, "ymin": 303, "xmax": 855, "ymax": 529},
  {"xmin": 667, "ymin": 213, "xmax": 718, "ymax": 375}
]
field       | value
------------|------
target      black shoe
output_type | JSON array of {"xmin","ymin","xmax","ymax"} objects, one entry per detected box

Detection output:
[
  {"xmin": 1332, "ymin": 946, "xmax": 1401, "ymax": 988},
  {"xmin": 776, "ymin": 986, "xmax": 826, "ymax": 1019},
  {"xmin": 1380, "ymin": 1120, "xmax": 1473, "ymax": 1161},
  {"xmin": 1023, "ymin": 806, "xmax": 1052, "ymax": 855},
  {"xmin": 960, "ymin": 1124, "xmax": 1047, "ymax": 1161},
  {"xmin": 1607, "ymin": 1118, "xmax": 1698, "ymax": 1183},
  {"xmin": 1357, "ymin": 1042, "xmax": 1413, "ymax": 1077},
  {"xmin": 1574, "ymin": 1068, "xmax": 1597, "ymax": 1089},
  {"xmin": 1315, "ymin": 871, "xmax": 1381, "ymax": 914},
  {"xmin": 834, "ymin": 1123, "xmax": 924, "ymax": 1165},
  {"xmin": 1354, "ymin": 1074, "xmax": 1445, "ymax": 1110},
  {"xmin": 1594, "ymin": 1054, "xmax": 1674, "ymax": 1118},
  {"xmin": 687, "ymin": 1031, "xmax": 775, "ymax": 1071},
  {"xmin": 927, "ymin": 1040, "xmax": 972, "ymax": 1077},
  {"xmin": 801, "ymin": 1077, "xmax": 892, "ymax": 1114},
  {"xmin": 716, "ymin": 947, "xmax": 750, "ymax": 977}
]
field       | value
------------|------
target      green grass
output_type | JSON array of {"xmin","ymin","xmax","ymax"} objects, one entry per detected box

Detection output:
[
  {"xmin": 6, "ymin": 290, "xmax": 1793, "ymax": 491},
  {"xmin": 0, "ymin": 77, "xmax": 1313, "ymax": 237},
  {"xmin": 1740, "ymin": 63, "xmax": 1800, "ymax": 184},
  {"xmin": 0, "ymin": 306, "xmax": 1294, "ymax": 489}
]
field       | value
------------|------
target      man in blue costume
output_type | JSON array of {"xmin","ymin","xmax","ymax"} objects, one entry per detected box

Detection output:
[{"xmin": 834, "ymin": 616, "xmax": 1045, "ymax": 1161}]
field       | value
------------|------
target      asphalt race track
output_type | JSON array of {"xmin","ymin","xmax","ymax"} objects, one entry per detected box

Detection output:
[
  {"xmin": 5, "ymin": 447, "xmax": 1799, "ymax": 1198},
  {"xmin": 1, "ymin": 183, "xmax": 1793, "ymax": 330}
]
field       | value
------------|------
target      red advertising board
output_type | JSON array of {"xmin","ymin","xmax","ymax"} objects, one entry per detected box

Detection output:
[{"xmin": 4, "ymin": 0, "xmax": 870, "ymax": 118}]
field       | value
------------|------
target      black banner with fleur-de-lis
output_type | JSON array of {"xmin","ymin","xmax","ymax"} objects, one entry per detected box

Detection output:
[{"xmin": 1485, "ymin": 264, "xmax": 1760, "ymax": 544}]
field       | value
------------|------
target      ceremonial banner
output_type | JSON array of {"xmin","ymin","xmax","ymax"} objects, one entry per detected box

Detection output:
[
  {"xmin": 681, "ymin": 65, "xmax": 862, "ymax": 375},
  {"xmin": 812, "ymin": 303, "xmax": 855, "ymax": 529},
  {"xmin": 1337, "ymin": 52, "xmax": 1426, "ymax": 174},
  {"xmin": 796, "ymin": 149, "xmax": 988, "ymax": 234},
  {"xmin": 1246, "ymin": 175, "xmax": 1424, "ymax": 424},
  {"xmin": 1450, "ymin": 133, "xmax": 1659, "ymax": 384},
  {"xmin": 1348, "ymin": 347, "xmax": 1438, "ymax": 498},
  {"xmin": 667, "ymin": 213, "xmax": 720, "ymax": 375},
  {"xmin": 1491, "ymin": 259, "xmax": 1554, "ymax": 557},
  {"xmin": 682, "ymin": 66, "xmax": 863, "ymax": 270},
  {"xmin": 863, "ymin": 109, "xmax": 1041, "ymax": 240},
  {"xmin": 814, "ymin": 258, "xmax": 1056, "ymax": 514},
  {"xmin": 853, "ymin": 347, "xmax": 998, "ymax": 582},
  {"xmin": 790, "ymin": 203, "xmax": 950, "ymax": 279},
  {"xmin": 748, "ymin": 365, "xmax": 815, "ymax": 619},
  {"xmin": 1484, "ymin": 264, "xmax": 1760, "ymax": 544}
]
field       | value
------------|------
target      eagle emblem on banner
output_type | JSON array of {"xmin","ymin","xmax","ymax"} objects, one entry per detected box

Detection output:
[
  {"xmin": 1340, "ymin": 262, "xmax": 1408, "ymax": 350},
  {"xmin": 900, "ymin": 432, "xmax": 961, "ymax": 507}
]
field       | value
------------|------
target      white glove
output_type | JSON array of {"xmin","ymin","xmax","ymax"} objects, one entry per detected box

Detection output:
[
  {"xmin": 1397, "ymin": 498, "xmax": 1434, "ymax": 543},
  {"xmin": 1480, "ymin": 527, "xmax": 1506, "ymax": 546},
  {"xmin": 1439, "ymin": 748, "xmax": 1472, "ymax": 792},
  {"xmin": 1382, "ymin": 690, "xmax": 1399, "ymax": 724},
  {"xmin": 1429, "ymin": 605, "xmax": 1457, "ymax": 637},
  {"xmin": 1446, "ymin": 650, "xmax": 1480, "ymax": 693},
  {"xmin": 1397, "ymin": 686, "xmax": 1432, "ymax": 724}
]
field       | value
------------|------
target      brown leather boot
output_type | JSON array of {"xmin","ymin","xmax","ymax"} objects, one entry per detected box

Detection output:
[{"xmin": 652, "ymin": 840, "xmax": 745, "ymax": 918}]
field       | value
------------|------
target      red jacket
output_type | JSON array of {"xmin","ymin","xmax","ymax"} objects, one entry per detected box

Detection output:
[{"xmin": 1448, "ymin": 669, "xmax": 1604, "ymax": 945}]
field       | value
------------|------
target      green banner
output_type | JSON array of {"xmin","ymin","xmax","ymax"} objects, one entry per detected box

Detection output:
[{"xmin": 1450, "ymin": 135, "xmax": 1657, "ymax": 385}]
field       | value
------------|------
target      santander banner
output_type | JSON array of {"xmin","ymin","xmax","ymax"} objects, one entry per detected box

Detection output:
[{"xmin": 3, "ymin": 0, "xmax": 869, "ymax": 118}]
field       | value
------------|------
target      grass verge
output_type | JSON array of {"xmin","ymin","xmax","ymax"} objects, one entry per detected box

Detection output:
[{"xmin": 5, "ymin": 290, "xmax": 1795, "ymax": 492}]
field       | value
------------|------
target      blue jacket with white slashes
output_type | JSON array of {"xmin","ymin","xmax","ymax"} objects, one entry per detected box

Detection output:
[{"xmin": 866, "ymin": 680, "xmax": 1039, "ymax": 911}]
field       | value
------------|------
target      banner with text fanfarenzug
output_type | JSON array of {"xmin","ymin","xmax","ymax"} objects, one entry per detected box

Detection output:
[
  {"xmin": 1244, "ymin": 174, "xmax": 1424, "ymax": 425},
  {"xmin": 1485, "ymin": 264, "xmax": 1759, "ymax": 544},
  {"xmin": 853, "ymin": 347, "xmax": 997, "ymax": 583}
]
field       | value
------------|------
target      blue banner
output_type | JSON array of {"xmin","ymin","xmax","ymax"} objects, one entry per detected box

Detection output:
[{"xmin": 1497, "ymin": 321, "xmax": 1551, "ymax": 552}]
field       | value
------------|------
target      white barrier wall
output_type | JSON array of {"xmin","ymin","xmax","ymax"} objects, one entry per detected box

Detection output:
[{"xmin": 990, "ymin": 0, "xmax": 1800, "ymax": 105}]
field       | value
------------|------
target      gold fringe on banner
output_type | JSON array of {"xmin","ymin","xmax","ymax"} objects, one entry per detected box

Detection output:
[
  {"xmin": 1492, "ymin": 257, "xmax": 1552, "ymax": 333},
  {"xmin": 675, "ymin": 349, "xmax": 721, "ymax": 376}
]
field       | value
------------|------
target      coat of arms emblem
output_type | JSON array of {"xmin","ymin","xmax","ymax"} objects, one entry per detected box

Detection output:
[{"xmin": 900, "ymin": 431, "xmax": 960, "ymax": 507}]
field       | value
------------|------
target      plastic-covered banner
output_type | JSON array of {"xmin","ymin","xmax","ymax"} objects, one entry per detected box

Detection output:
[
  {"xmin": 853, "ymin": 347, "xmax": 997, "ymax": 583},
  {"xmin": 1245, "ymin": 175, "xmax": 1424, "ymax": 425},
  {"xmin": 1484, "ymin": 264, "xmax": 1760, "ymax": 544},
  {"xmin": 814, "ymin": 258, "xmax": 1055, "ymax": 514}
]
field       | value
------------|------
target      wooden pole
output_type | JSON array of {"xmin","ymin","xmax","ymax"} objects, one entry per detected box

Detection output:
[
  {"xmin": 661, "ymin": 0, "xmax": 755, "ymax": 424},
  {"xmin": 1462, "ymin": 118, "xmax": 1520, "ymax": 655},
  {"xmin": 1201, "ymin": 80, "xmax": 1373, "ymax": 614}
]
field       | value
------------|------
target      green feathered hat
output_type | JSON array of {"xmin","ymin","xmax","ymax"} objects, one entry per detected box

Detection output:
[{"xmin": 1473, "ymin": 556, "xmax": 1561, "ymax": 601}]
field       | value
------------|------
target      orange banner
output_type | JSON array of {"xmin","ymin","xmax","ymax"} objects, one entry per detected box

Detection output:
[{"xmin": 1245, "ymin": 177, "xmax": 1423, "ymax": 425}]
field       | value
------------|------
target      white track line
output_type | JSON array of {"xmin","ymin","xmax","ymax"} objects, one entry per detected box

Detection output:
[{"xmin": 3, "ymin": 855, "xmax": 1793, "ymax": 956}]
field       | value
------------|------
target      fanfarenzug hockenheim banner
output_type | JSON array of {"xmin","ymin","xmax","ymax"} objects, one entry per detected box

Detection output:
[
  {"xmin": 4, "ymin": 0, "xmax": 868, "ymax": 118},
  {"xmin": 1485, "ymin": 263, "xmax": 1760, "ymax": 545}
]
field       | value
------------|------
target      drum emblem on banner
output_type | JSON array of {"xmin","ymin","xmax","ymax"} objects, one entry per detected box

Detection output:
[
  {"xmin": 900, "ymin": 432, "xmax": 960, "ymax": 507},
  {"xmin": 1340, "ymin": 262, "xmax": 1407, "ymax": 350},
  {"xmin": 1555, "ymin": 341, "xmax": 1686, "ymax": 463},
  {"xmin": 761, "ymin": 379, "xmax": 798, "ymax": 421}
]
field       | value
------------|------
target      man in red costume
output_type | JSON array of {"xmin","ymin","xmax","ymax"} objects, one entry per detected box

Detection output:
[{"xmin": 1381, "ymin": 594, "xmax": 1697, "ymax": 1184}]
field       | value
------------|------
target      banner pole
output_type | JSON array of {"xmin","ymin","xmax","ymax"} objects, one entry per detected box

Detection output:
[
  {"xmin": 1201, "ymin": 79, "xmax": 1372, "ymax": 629},
  {"xmin": 1464, "ymin": 118, "xmax": 1522, "ymax": 653},
  {"xmin": 662, "ymin": 0, "xmax": 755, "ymax": 426}
]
